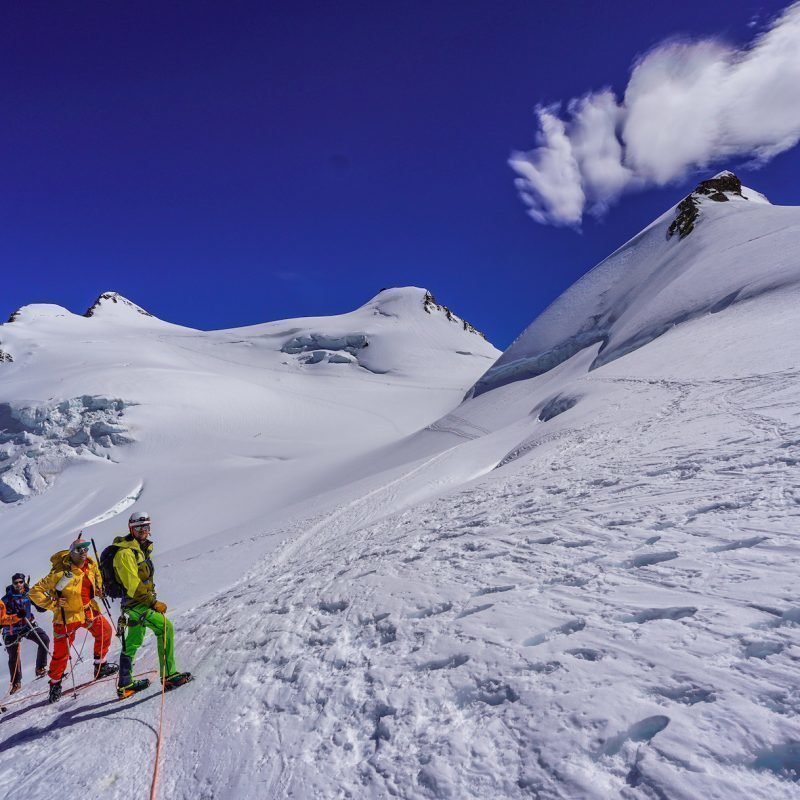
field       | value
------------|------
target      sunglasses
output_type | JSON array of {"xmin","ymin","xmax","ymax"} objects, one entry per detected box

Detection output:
[{"xmin": 12, "ymin": 580, "xmax": 25, "ymax": 585}]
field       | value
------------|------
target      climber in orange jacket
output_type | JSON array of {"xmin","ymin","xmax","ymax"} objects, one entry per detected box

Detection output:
[{"xmin": 29, "ymin": 535, "xmax": 118, "ymax": 703}]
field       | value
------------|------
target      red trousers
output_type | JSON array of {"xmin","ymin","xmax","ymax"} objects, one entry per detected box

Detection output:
[{"xmin": 49, "ymin": 612, "xmax": 112, "ymax": 682}]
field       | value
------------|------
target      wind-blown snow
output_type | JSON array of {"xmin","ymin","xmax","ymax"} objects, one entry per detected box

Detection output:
[{"xmin": 1, "ymin": 194, "xmax": 800, "ymax": 800}]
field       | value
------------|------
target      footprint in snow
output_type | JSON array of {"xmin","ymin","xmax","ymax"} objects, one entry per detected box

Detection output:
[
  {"xmin": 546, "ymin": 575, "xmax": 589, "ymax": 588},
  {"xmin": 456, "ymin": 603, "xmax": 493, "ymax": 619},
  {"xmin": 743, "ymin": 641, "xmax": 784, "ymax": 659},
  {"xmin": 599, "ymin": 715, "xmax": 670, "ymax": 757},
  {"xmin": 318, "ymin": 600, "xmax": 349, "ymax": 614},
  {"xmin": 472, "ymin": 584, "xmax": 515, "ymax": 597},
  {"xmin": 566, "ymin": 648, "xmax": 603, "ymax": 662},
  {"xmin": 622, "ymin": 607, "xmax": 697, "ymax": 624},
  {"xmin": 456, "ymin": 678, "xmax": 520, "ymax": 707},
  {"xmin": 652, "ymin": 684, "xmax": 716, "ymax": 705},
  {"xmin": 525, "ymin": 618, "xmax": 586, "ymax": 647},
  {"xmin": 529, "ymin": 660, "xmax": 561, "ymax": 674},
  {"xmin": 626, "ymin": 551, "xmax": 679, "ymax": 568},
  {"xmin": 707, "ymin": 536, "xmax": 768, "ymax": 552},
  {"xmin": 416, "ymin": 654, "xmax": 470, "ymax": 672},
  {"xmin": 408, "ymin": 601, "xmax": 453, "ymax": 619},
  {"xmin": 752, "ymin": 741, "xmax": 800, "ymax": 781}
]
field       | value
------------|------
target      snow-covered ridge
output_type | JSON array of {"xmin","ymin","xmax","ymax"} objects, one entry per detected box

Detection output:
[
  {"xmin": 0, "ymin": 285, "xmax": 499, "ymax": 515},
  {"xmin": 470, "ymin": 171, "xmax": 799, "ymax": 398}
]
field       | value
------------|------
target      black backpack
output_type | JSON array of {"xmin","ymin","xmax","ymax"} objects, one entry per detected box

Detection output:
[{"xmin": 99, "ymin": 544, "xmax": 126, "ymax": 600}]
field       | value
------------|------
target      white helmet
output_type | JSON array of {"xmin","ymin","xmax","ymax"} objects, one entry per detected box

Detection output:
[{"xmin": 128, "ymin": 510, "xmax": 151, "ymax": 529}]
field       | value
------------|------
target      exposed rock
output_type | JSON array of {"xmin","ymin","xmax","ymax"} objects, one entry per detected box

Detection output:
[
  {"xmin": 84, "ymin": 292, "xmax": 153, "ymax": 318},
  {"xmin": 0, "ymin": 347, "xmax": 12, "ymax": 363},
  {"xmin": 422, "ymin": 291, "xmax": 486, "ymax": 339},
  {"xmin": 668, "ymin": 171, "xmax": 746, "ymax": 240},
  {"xmin": 6, "ymin": 309, "xmax": 21, "ymax": 323}
]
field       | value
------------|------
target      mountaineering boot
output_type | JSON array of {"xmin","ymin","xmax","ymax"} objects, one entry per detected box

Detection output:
[
  {"xmin": 48, "ymin": 681, "xmax": 62, "ymax": 704},
  {"xmin": 117, "ymin": 678, "xmax": 150, "ymax": 700},
  {"xmin": 163, "ymin": 672, "xmax": 192, "ymax": 691},
  {"xmin": 35, "ymin": 667, "xmax": 47, "ymax": 678},
  {"xmin": 9, "ymin": 682, "xmax": 21, "ymax": 695},
  {"xmin": 94, "ymin": 662, "xmax": 119, "ymax": 679}
]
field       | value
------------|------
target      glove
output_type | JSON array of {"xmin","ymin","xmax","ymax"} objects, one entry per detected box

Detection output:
[{"xmin": 152, "ymin": 601, "xmax": 167, "ymax": 614}]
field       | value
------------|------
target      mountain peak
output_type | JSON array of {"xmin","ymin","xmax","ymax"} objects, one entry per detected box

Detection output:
[
  {"xmin": 667, "ymin": 171, "xmax": 756, "ymax": 240},
  {"xmin": 366, "ymin": 287, "xmax": 487, "ymax": 339},
  {"xmin": 83, "ymin": 292, "xmax": 153, "ymax": 319}
]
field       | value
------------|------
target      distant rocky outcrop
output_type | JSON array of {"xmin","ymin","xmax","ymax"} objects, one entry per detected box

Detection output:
[
  {"xmin": 84, "ymin": 292, "xmax": 153, "ymax": 318},
  {"xmin": 0, "ymin": 348, "xmax": 12, "ymax": 363},
  {"xmin": 668, "ymin": 172, "xmax": 746, "ymax": 240},
  {"xmin": 422, "ymin": 291, "xmax": 486, "ymax": 338},
  {"xmin": 6, "ymin": 309, "xmax": 21, "ymax": 324}
]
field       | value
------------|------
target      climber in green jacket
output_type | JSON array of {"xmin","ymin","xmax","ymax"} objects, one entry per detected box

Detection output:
[{"xmin": 113, "ymin": 511, "xmax": 192, "ymax": 699}]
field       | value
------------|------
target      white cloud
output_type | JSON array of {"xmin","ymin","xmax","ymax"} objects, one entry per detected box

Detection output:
[
  {"xmin": 512, "ymin": 2, "xmax": 800, "ymax": 226},
  {"xmin": 509, "ymin": 107, "xmax": 585, "ymax": 227}
]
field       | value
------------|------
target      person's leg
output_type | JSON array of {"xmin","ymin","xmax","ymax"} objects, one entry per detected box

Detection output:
[
  {"xmin": 48, "ymin": 623, "xmax": 78, "ymax": 683},
  {"xmin": 86, "ymin": 613, "xmax": 112, "ymax": 663},
  {"xmin": 29, "ymin": 626, "xmax": 50, "ymax": 672},
  {"xmin": 140, "ymin": 610, "xmax": 177, "ymax": 678},
  {"xmin": 119, "ymin": 621, "xmax": 146, "ymax": 688},
  {"xmin": 5, "ymin": 635, "xmax": 20, "ymax": 685}
]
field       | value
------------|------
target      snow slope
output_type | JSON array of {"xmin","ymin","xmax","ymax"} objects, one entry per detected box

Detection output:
[
  {"xmin": 0, "ymin": 286, "xmax": 498, "ymax": 590},
  {"xmin": 2, "ymin": 175, "xmax": 800, "ymax": 799}
]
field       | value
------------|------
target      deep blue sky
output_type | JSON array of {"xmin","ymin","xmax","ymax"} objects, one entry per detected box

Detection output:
[{"xmin": 2, "ymin": 1, "xmax": 797, "ymax": 348}]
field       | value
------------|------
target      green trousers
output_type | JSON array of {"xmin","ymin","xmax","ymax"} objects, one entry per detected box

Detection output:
[{"xmin": 119, "ymin": 603, "xmax": 177, "ymax": 685}]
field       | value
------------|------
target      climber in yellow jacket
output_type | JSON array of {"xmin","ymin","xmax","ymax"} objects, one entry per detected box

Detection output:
[{"xmin": 29, "ymin": 535, "xmax": 117, "ymax": 703}]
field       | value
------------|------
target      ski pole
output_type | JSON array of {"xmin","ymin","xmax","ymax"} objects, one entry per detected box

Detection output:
[
  {"xmin": 55, "ymin": 574, "xmax": 78, "ymax": 699},
  {"xmin": 90, "ymin": 538, "xmax": 118, "ymax": 635},
  {"xmin": 22, "ymin": 617, "xmax": 52, "ymax": 656}
]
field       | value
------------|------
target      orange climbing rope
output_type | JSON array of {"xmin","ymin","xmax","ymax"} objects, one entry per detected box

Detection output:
[
  {"xmin": 2, "ymin": 643, "xmax": 22, "ymax": 702},
  {"xmin": 0, "ymin": 670, "xmax": 156, "ymax": 712},
  {"xmin": 149, "ymin": 611, "xmax": 168, "ymax": 800}
]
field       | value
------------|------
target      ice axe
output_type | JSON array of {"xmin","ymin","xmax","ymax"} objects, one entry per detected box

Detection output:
[
  {"xmin": 55, "ymin": 572, "xmax": 79, "ymax": 699},
  {"xmin": 90, "ymin": 537, "xmax": 118, "ymax": 636}
]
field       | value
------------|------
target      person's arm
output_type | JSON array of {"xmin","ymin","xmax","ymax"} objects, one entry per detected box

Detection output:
[
  {"xmin": 28, "ymin": 572, "xmax": 58, "ymax": 613},
  {"xmin": 113, "ymin": 548, "xmax": 157, "ymax": 607},
  {"xmin": 0, "ymin": 600, "xmax": 20, "ymax": 628}
]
